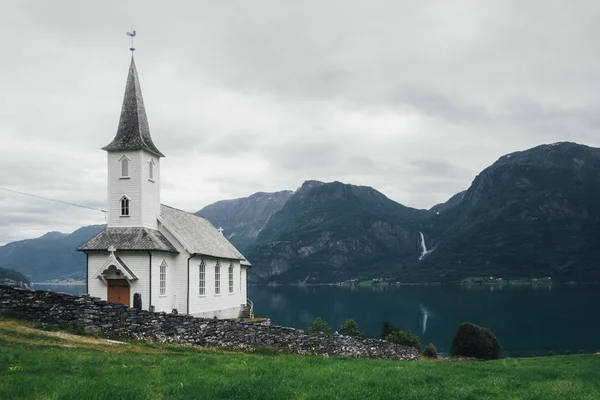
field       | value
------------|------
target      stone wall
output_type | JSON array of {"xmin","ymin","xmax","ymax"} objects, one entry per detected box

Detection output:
[{"xmin": 0, "ymin": 286, "xmax": 419, "ymax": 360}]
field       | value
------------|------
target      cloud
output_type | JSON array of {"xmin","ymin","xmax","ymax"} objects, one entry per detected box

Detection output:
[{"xmin": 2, "ymin": 0, "xmax": 600, "ymax": 244}]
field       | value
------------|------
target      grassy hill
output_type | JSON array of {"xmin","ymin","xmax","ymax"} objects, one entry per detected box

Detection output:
[{"xmin": 0, "ymin": 319, "xmax": 599, "ymax": 399}]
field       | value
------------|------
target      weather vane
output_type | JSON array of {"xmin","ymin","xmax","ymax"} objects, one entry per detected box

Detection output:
[{"xmin": 126, "ymin": 29, "xmax": 136, "ymax": 55}]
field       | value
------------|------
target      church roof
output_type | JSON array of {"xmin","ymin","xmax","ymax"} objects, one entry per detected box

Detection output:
[
  {"xmin": 77, "ymin": 227, "xmax": 178, "ymax": 253},
  {"xmin": 159, "ymin": 204, "xmax": 246, "ymax": 260},
  {"xmin": 102, "ymin": 58, "xmax": 165, "ymax": 157}
]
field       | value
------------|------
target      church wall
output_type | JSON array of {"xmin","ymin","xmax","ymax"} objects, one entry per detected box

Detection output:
[
  {"xmin": 107, "ymin": 150, "xmax": 143, "ymax": 227},
  {"xmin": 87, "ymin": 253, "xmax": 107, "ymax": 300},
  {"xmin": 87, "ymin": 251, "xmax": 150, "ymax": 309},
  {"xmin": 140, "ymin": 153, "xmax": 160, "ymax": 229},
  {"xmin": 241, "ymin": 266, "xmax": 248, "ymax": 304},
  {"xmin": 188, "ymin": 257, "xmax": 244, "ymax": 318},
  {"xmin": 150, "ymin": 252, "xmax": 178, "ymax": 313},
  {"xmin": 156, "ymin": 226, "xmax": 188, "ymax": 313}
]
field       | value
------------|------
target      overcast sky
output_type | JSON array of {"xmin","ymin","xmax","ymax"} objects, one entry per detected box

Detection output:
[{"xmin": 1, "ymin": 0, "xmax": 600, "ymax": 245}]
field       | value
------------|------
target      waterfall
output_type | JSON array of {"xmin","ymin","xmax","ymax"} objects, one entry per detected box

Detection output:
[{"xmin": 418, "ymin": 232, "xmax": 430, "ymax": 260}]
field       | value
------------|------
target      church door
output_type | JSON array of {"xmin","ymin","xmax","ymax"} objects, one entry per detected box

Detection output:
[{"xmin": 107, "ymin": 279, "xmax": 130, "ymax": 307}]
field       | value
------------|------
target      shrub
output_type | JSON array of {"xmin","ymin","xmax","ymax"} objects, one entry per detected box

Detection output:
[
  {"xmin": 450, "ymin": 322, "xmax": 500, "ymax": 360},
  {"xmin": 423, "ymin": 343, "xmax": 438, "ymax": 358},
  {"xmin": 548, "ymin": 351, "xmax": 555, "ymax": 356},
  {"xmin": 385, "ymin": 329, "xmax": 422, "ymax": 351},
  {"xmin": 307, "ymin": 317, "xmax": 332, "ymax": 335},
  {"xmin": 338, "ymin": 319, "xmax": 366, "ymax": 338},
  {"xmin": 565, "ymin": 350, "xmax": 572, "ymax": 355}
]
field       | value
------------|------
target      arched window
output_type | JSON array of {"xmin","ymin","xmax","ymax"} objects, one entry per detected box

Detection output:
[
  {"xmin": 159, "ymin": 260, "xmax": 167, "ymax": 296},
  {"xmin": 215, "ymin": 261, "xmax": 221, "ymax": 295},
  {"xmin": 120, "ymin": 196, "xmax": 130, "ymax": 216},
  {"xmin": 148, "ymin": 158, "xmax": 155, "ymax": 181},
  {"xmin": 199, "ymin": 260, "xmax": 206, "ymax": 296},
  {"xmin": 228, "ymin": 263, "xmax": 234, "ymax": 294},
  {"xmin": 119, "ymin": 155, "xmax": 130, "ymax": 178}
]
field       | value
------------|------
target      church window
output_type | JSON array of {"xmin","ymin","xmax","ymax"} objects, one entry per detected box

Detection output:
[
  {"xmin": 119, "ymin": 155, "xmax": 130, "ymax": 178},
  {"xmin": 159, "ymin": 260, "xmax": 167, "ymax": 296},
  {"xmin": 148, "ymin": 159, "xmax": 155, "ymax": 181},
  {"xmin": 229, "ymin": 263, "xmax": 234, "ymax": 294},
  {"xmin": 120, "ymin": 196, "xmax": 130, "ymax": 216},
  {"xmin": 199, "ymin": 260, "xmax": 206, "ymax": 296},
  {"xmin": 215, "ymin": 261, "xmax": 221, "ymax": 295}
]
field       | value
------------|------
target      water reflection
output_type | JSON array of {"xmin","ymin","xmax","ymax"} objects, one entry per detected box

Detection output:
[{"xmin": 419, "ymin": 304, "xmax": 430, "ymax": 334}]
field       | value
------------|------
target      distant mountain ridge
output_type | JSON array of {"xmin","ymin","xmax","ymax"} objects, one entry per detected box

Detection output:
[
  {"xmin": 195, "ymin": 190, "xmax": 293, "ymax": 252},
  {"xmin": 2, "ymin": 142, "xmax": 600, "ymax": 284},
  {"xmin": 407, "ymin": 142, "xmax": 600, "ymax": 283},
  {"xmin": 246, "ymin": 180, "xmax": 431, "ymax": 283},
  {"xmin": 0, "ymin": 225, "xmax": 105, "ymax": 281}
]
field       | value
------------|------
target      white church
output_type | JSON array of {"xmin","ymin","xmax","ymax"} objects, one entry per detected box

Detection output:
[{"xmin": 78, "ymin": 56, "xmax": 252, "ymax": 319}]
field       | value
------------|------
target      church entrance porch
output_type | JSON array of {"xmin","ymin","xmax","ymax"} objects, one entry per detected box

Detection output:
[{"xmin": 107, "ymin": 279, "xmax": 130, "ymax": 307}]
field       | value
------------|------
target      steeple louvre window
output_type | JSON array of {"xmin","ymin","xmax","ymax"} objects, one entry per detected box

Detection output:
[
  {"xmin": 119, "ymin": 155, "xmax": 131, "ymax": 178},
  {"xmin": 148, "ymin": 158, "xmax": 155, "ymax": 181},
  {"xmin": 120, "ymin": 196, "xmax": 130, "ymax": 217}
]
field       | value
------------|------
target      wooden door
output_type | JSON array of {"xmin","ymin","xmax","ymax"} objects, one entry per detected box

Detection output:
[{"xmin": 107, "ymin": 279, "xmax": 130, "ymax": 307}]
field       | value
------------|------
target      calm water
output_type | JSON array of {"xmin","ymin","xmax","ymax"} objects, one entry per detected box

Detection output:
[
  {"xmin": 249, "ymin": 284, "xmax": 600, "ymax": 356},
  {"xmin": 33, "ymin": 283, "xmax": 600, "ymax": 356}
]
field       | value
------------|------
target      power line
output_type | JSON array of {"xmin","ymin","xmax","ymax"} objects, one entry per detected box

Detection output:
[{"xmin": 0, "ymin": 187, "xmax": 107, "ymax": 213}]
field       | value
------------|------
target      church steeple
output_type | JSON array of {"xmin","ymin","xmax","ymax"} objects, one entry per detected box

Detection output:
[{"xmin": 102, "ymin": 58, "xmax": 165, "ymax": 157}]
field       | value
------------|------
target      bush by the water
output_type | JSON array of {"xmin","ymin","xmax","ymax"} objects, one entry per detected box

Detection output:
[
  {"xmin": 423, "ymin": 343, "xmax": 438, "ymax": 359},
  {"xmin": 338, "ymin": 319, "xmax": 366, "ymax": 338},
  {"xmin": 379, "ymin": 320, "xmax": 422, "ymax": 351},
  {"xmin": 307, "ymin": 317, "xmax": 332, "ymax": 335},
  {"xmin": 385, "ymin": 330, "xmax": 422, "ymax": 351},
  {"xmin": 451, "ymin": 322, "xmax": 500, "ymax": 360}
]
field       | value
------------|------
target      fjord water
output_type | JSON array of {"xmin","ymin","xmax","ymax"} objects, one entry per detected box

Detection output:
[
  {"xmin": 249, "ymin": 284, "xmax": 600, "ymax": 356},
  {"xmin": 34, "ymin": 283, "xmax": 599, "ymax": 356}
]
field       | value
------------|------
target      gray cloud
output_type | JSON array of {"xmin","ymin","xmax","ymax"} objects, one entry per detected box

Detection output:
[{"xmin": 2, "ymin": 0, "xmax": 600, "ymax": 244}]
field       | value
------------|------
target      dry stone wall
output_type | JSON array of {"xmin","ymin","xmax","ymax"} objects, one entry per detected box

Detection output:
[{"xmin": 0, "ymin": 286, "xmax": 419, "ymax": 360}]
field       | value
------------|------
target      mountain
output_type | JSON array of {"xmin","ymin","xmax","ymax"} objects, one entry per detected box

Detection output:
[
  {"xmin": 430, "ymin": 191, "xmax": 466, "ymax": 214},
  {"xmin": 246, "ymin": 180, "xmax": 432, "ymax": 283},
  {"xmin": 409, "ymin": 142, "xmax": 600, "ymax": 283},
  {"xmin": 4, "ymin": 142, "xmax": 600, "ymax": 284},
  {"xmin": 195, "ymin": 190, "xmax": 293, "ymax": 252},
  {"xmin": 0, "ymin": 266, "xmax": 29, "ymax": 284},
  {"xmin": 0, "ymin": 225, "xmax": 105, "ymax": 282}
]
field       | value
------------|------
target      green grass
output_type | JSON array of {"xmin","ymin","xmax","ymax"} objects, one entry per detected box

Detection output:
[{"xmin": 1, "ymin": 320, "xmax": 599, "ymax": 399}]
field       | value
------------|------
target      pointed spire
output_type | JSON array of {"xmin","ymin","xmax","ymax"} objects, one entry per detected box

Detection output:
[{"xmin": 102, "ymin": 58, "xmax": 165, "ymax": 157}]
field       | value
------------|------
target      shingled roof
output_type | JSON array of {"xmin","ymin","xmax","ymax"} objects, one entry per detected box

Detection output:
[
  {"xmin": 159, "ymin": 204, "xmax": 246, "ymax": 260},
  {"xmin": 77, "ymin": 227, "xmax": 178, "ymax": 253},
  {"xmin": 102, "ymin": 58, "xmax": 165, "ymax": 157}
]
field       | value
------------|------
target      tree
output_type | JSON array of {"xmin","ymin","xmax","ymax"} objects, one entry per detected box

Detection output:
[
  {"xmin": 380, "ymin": 320, "xmax": 396, "ymax": 339},
  {"xmin": 338, "ymin": 319, "xmax": 366, "ymax": 338},
  {"xmin": 385, "ymin": 329, "xmax": 422, "ymax": 351},
  {"xmin": 451, "ymin": 322, "xmax": 500, "ymax": 360},
  {"xmin": 307, "ymin": 317, "xmax": 332, "ymax": 335},
  {"xmin": 423, "ymin": 343, "xmax": 438, "ymax": 359}
]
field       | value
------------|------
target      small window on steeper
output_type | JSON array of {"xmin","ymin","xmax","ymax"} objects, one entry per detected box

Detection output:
[
  {"xmin": 120, "ymin": 156, "xmax": 130, "ymax": 177},
  {"xmin": 148, "ymin": 159, "xmax": 155, "ymax": 181},
  {"xmin": 120, "ymin": 196, "xmax": 130, "ymax": 216}
]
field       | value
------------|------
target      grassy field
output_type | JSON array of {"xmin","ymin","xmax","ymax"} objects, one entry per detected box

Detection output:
[{"xmin": 1, "ymin": 319, "xmax": 599, "ymax": 399}]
